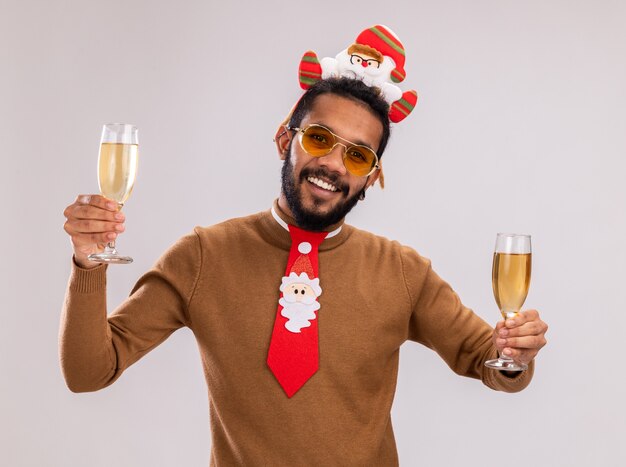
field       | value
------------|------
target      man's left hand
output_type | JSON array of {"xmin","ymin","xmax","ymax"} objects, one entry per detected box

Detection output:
[{"xmin": 493, "ymin": 309, "xmax": 548, "ymax": 366}]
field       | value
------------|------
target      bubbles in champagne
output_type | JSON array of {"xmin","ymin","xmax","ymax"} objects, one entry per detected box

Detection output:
[
  {"xmin": 97, "ymin": 143, "xmax": 138, "ymax": 204},
  {"xmin": 492, "ymin": 253, "xmax": 532, "ymax": 316}
]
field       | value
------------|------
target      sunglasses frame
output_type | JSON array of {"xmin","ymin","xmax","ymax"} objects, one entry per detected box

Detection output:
[{"xmin": 286, "ymin": 124, "xmax": 380, "ymax": 177}]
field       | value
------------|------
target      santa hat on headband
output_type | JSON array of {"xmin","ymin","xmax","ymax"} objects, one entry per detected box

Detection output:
[{"xmin": 354, "ymin": 25, "xmax": 407, "ymax": 84}]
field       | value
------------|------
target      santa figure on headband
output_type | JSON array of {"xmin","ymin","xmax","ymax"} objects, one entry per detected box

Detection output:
[{"xmin": 298, "ymin": 24, "xmax": 418, "ymax": 123}]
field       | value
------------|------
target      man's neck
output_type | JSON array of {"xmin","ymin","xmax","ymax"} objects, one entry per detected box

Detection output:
[{"xmin": 277, "ymin": 193, "xmax": 293, "ymax": 222}]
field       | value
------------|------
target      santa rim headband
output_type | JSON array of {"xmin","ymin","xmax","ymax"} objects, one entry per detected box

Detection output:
[{"xmin": 297, "ymin": 24, "xmax": 418, "ymax": 123}]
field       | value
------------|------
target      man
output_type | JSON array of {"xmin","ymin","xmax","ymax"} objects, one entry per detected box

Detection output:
[
  {"xmin": 64, "ymin": 17, "xmax": 552, "ymax": 459},
  {"xmin": 62, "ymin": 76, "xmax": 547, "ymax": 465}
]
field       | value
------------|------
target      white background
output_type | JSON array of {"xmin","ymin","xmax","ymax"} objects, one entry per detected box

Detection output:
[{"xmin": 2, "ymin": 0, "xmax": 625, "ymax": 465}]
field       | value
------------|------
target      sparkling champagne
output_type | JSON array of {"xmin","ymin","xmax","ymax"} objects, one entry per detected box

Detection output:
[
  {"xmin": 486, "ymin": 234, "xmax": 531, "ymax": 372},
  {"xmin": 89, "ymin": 124, "xmax": 138, "ymax": 265},
  {"xmin": 492, "ymin": 252, "xmax": 531, "ymax": 318},
  {"xmin": 98, "ymin": 142, "xmax": 138, "ymax": 204}
]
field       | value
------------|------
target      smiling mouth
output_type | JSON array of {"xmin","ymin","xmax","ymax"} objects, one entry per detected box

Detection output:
[{"xmin": 307, "ymin": 176, "xmax": 338, "ymax": 193}]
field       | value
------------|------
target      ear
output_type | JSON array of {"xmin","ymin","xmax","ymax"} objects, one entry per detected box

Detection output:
[
  {"xmin": 364, "ymin": 162, "xmax": 382, "ymax": 190},
  {"xmin": 274, "ymin": 125, "xmax": 292, "ymax": 160}
]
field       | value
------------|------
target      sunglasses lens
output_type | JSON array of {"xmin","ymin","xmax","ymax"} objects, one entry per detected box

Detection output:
[
  {"xmin": 300, "ymin": 126, "xmax": 335, "ymax": 156},
  {"xmin": 344, "ymin": 147, "xmax": 377, "ymax": 177},
  {"xmin": 297, "ymin": 125, "xmax": 378, "ymax": 177}
]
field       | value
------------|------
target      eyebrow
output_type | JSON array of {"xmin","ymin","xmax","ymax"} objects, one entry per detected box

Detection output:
[{"xmin": 311, "ymin": 121, "xmax": 377, "ymax": 150}]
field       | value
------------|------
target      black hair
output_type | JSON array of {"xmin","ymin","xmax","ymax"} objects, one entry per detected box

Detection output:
[{"xmin": 287, "ymin": 77, "xmax": 391, "ymax": 158}]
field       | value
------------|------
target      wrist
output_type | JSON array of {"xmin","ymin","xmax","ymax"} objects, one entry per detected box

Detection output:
[{"xmin": 73, "ymin": 254, "xmax": 100, "ymax": 270}]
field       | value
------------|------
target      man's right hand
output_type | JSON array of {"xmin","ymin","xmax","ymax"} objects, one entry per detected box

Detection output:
[{"xmin": 63, "ymin": 194, "xmax": 126, "ymax": 269}]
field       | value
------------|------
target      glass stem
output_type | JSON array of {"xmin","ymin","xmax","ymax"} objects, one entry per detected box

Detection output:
[
  {"xmin": 499, "ymin": 353, "xmax": 514, "ymax": 363},
  {"xmin": 105, "ymin": 202, "xmax": 123, "ymax": 254}
]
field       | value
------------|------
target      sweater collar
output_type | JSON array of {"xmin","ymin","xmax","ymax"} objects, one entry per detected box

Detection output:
[
  {"xmin": 270, "ymin": 206, "xmax": 342, "ymax": 239},
  {"xmin": 258, "ymin": 199, "xmax": 352, "ymax": 252}
]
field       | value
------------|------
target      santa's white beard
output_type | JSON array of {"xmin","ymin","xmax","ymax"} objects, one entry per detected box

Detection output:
[{"xmin": 279, "ymin": 298, "xmax": 321, "ymax": 333}]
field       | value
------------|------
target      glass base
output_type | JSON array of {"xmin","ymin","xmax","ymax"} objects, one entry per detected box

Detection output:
[
  {"xmin": 485, "ymin": 357, "xmax": 527, "ymax": 372},
  {"xmin": 88, "ymin": 252, "xmax": 133, "ymax": 264}
]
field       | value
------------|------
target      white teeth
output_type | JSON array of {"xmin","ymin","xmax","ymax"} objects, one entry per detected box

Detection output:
[{"xmin": 307, "ymin": 176, "xmax": 338, "ymax": 192}]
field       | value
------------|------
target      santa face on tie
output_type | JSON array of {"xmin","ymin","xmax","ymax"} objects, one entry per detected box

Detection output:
[{"xmin": 279, "ymin": 272, "xmax": 322, "ymax": 333}]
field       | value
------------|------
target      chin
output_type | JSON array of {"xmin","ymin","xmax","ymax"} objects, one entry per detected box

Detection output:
[
  {"xmin": 281, "ymin": 155, "xmax": 361, "ymax": 231},
  {"xmin": 304, "ymin": 186, "xmax": 350, "ymax": 213}
]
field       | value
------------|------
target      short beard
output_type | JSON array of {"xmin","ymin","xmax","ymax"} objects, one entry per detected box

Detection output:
[{"xmin": 280, "ymin": 150, "xmax": 365, "ymax": 231}]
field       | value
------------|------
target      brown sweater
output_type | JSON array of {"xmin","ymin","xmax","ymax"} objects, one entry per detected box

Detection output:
[{"xmin": 60, "ymin": 202, "xmax": 534, "ymax": 466}]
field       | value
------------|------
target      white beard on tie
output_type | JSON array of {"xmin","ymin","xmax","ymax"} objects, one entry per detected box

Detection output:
[{"xmin": 279, "ymin": 296, "xmax": 321, "ymax": 333}]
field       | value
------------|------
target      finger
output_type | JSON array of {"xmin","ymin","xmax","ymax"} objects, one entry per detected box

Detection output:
[
  {"xmin": 63, "ymin": 195, "xmax": 118, "ymax": 218},
  {"xmin": 66, "ymin": 219, "xmax": 125, "ymax": 235},
  {"xmin": 502, "ymin": 347, "xmax": 537, "ymax": 365},
  {"xmin": 75, "ymin": 194, "xmax": 120, "ymax": 211},
  {"xmin": 69, "ymin": 204, "xmax": 125, "ymax": 223},
  {"xmin": 70, "ymin": 231, "xmax": 119, "ymax": 247},
  {"xmin": 500, "ymin": 334, "xmax": 547, "ymax": 350},
  {"xmin": 493, "ymin": 321, "xmax": 507, "ymax": 349},
  {"xmin": 501, "ymin": 320, "xmax": 548, "ymax": 338},
  {"xmin": 64, "ymin": 217, "xmax": 123, "ymax": 243},
  {"xmin": 511, "ymin": 309, "xmax": 539, "ymax": 326},
  {"xmin": 504, "ymin": 310, "xmax": 537, "ymax": 329}
]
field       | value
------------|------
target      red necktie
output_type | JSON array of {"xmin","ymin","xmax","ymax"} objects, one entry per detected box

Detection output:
[{"xmin": 267, "ymin": 225, "xmax": 328, "ymax": 397}]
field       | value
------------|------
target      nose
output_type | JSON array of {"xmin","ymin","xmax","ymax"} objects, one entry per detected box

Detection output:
[
  {"xmin": 318, "ymin": 143, "xmax": 347, "ymax": 175},
  {"xmin": 361, "ymin": 61, "xmax": 368, "ymax": 68}
]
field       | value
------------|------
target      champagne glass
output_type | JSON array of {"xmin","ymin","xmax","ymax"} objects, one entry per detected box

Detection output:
[
  {"xmin": 485, "ymin": 233, "xmax": 532, "ymax": 371},
  {"xmin": 88, "ymin": 123, "xmax": 139, "ymax": 264}
]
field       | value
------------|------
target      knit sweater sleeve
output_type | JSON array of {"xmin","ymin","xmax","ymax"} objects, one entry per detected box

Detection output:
[
  {"xmin": 59, "ymin": 230, "xmax": 201, "ymax": 393},
  {"xmin": 401, "ymin": 246, "xmax": 534, "ymax": 393}
]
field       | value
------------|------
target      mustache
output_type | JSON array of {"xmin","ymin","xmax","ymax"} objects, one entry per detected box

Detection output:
[
  {"xmin": 299, "ymin": 168, "xmax": 349, "ymax": 196},
  {"xmin": 281, "ymin": 293, "xmax": 317, "ymax": 305}
]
